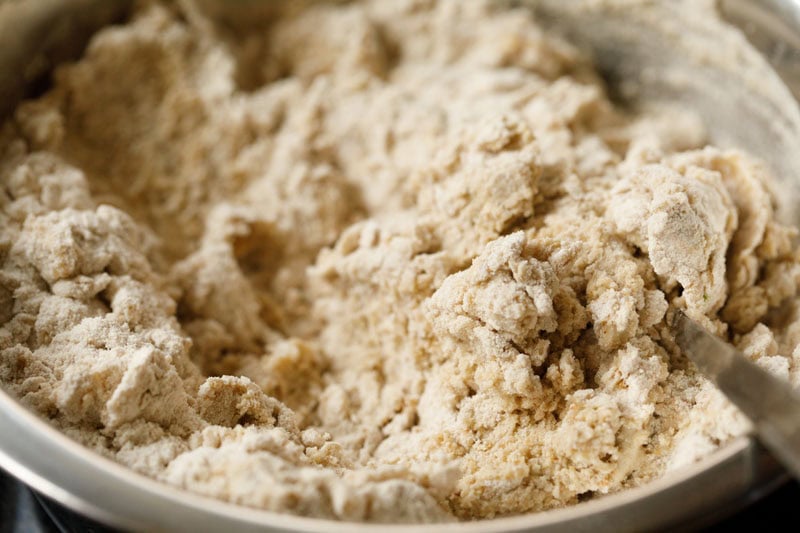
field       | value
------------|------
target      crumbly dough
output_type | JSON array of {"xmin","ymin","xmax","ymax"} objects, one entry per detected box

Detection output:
[{"xmin": 2, "ymin": 0, "xmax": 800, "ymax": 523}]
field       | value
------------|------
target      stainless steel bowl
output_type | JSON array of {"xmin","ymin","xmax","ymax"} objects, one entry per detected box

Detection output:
[{"xmin": 1, "ymin": 0, "xmax": 800, "ymax": 531}]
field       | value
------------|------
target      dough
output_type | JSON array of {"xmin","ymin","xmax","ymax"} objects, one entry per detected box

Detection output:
[{"xmin": 1, "ymin": 0, "xmax": 800, "ymax": 523}]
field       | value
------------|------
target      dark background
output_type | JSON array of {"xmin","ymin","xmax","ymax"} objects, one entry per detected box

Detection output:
[{"xmin": 705, "ymin": 479, "xmax": 799, "ymax": 532}]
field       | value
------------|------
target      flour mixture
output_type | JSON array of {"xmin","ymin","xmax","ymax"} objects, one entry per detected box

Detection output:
[{"xmin": 1, "ymin": 0, "xmax": 800, "ymax": 523}]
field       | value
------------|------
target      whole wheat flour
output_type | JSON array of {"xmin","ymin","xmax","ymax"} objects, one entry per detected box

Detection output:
[{"xmin": 2, "ymin": 0, "xmax": 800, "ymax": 523}]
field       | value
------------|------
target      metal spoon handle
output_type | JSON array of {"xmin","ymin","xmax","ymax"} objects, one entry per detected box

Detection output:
[{"xmin": 673, "ymin": 311, "xmax": 800, "ymax": 479}]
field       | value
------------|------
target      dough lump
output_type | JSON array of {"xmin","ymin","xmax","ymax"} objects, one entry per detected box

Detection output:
[{"xmin": 2, "ymin": 0, "xmax": 800, "ymax": 523}]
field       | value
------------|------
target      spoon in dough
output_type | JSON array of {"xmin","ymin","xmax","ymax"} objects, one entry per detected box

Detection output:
[{"xmin": 672, "ymin": 310, "xmax": 800, "ymax": 479}]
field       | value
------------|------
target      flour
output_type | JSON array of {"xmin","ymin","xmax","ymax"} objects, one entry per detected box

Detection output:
[{"xmin": 2, "ymin": 0, "xmax": 800, "ymax": 523}]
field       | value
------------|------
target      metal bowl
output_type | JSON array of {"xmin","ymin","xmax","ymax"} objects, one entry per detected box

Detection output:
[{"xmin": 1, "ymin": 0, "xmax": 799, "ymax": 530}]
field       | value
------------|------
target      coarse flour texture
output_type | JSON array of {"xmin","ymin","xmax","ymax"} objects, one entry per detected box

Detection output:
[{"xmin": 2, "ymin": 0, "xmax": 800, "ymax": 523}]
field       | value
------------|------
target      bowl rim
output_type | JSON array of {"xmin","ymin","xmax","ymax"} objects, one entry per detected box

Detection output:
[{"xmin": 0, "ymin": 384, "xmax": 776, "ymax": 532}]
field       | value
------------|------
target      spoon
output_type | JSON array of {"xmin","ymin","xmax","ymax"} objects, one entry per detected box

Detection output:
[{"xmin": 672, "ymin": 310, "xmax": 800, "ymax": 479}]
